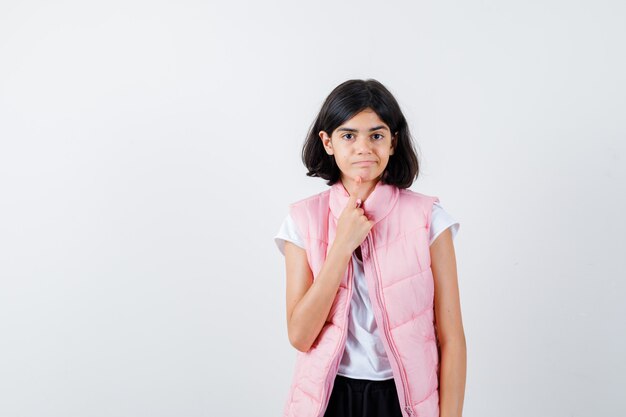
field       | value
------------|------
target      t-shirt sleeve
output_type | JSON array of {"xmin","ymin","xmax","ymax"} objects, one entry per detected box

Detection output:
[
  {"xmin": 274, "ymin": 212, "xmax": 306, "ymax": 256},
  {"xmin": 429, "ymin": 201, "xmax": 460, "ymax": 245}
]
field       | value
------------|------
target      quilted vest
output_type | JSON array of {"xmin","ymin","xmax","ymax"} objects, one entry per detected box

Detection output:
[{"xmin": 282, "ymin": 179, "xmax": 441, "ymax": 417}]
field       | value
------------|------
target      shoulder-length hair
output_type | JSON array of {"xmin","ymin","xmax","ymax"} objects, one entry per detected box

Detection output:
[{"xmin": 302, "ymin": 79, "xmax": 420, "ymax": 188}]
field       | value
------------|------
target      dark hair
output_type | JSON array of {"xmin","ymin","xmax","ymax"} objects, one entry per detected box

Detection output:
[{"xmin": 302, "ymin": 79, "xmax": 420, "ymax": 188}]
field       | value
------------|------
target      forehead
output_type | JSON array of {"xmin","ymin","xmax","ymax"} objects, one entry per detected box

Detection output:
[{"xmin": 339, "ymin": 109, "xmax": 388, "ymax": 129}]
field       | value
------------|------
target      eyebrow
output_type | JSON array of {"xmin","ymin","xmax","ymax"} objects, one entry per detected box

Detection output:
[{"xmin": 336, "ymin": 125, "xmax": 389, "ymax": 133}]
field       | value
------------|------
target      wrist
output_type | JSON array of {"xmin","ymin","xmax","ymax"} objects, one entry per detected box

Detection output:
[{"xmin": 328, "ymin": 241, "xmax": 353, "ymax": 261}]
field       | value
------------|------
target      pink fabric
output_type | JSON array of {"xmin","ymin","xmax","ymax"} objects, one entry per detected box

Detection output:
[{"xmin": 283, "ymin": 180, "xmax": 440, "ymax": 417}]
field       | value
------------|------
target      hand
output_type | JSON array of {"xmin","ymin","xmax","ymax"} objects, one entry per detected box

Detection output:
[{"xmin": 334, "ymin": 176, "xmax": 374, "ymax": 253}]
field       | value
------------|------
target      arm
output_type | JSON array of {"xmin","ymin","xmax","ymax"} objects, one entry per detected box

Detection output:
[
  {"xmin": 431, "ymin": 227, "xmax": 466, "ymax": 417},
  {"xmin": 284, "ymin": 240, "xmax": 352, "ymax": 352}
]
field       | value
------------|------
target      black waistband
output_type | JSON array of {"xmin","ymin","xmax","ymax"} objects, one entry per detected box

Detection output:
[{"xmin": 333, "ymin": 374, "xmax": 396, "ymax": 393}]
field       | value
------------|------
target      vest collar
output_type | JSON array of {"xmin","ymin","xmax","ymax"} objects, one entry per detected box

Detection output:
[{"xmin": 329, "ymin": 179, "xmax": 399, "ymax": 224}]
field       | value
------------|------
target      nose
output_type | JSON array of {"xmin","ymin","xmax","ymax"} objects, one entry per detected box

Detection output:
[{"xmin": 355, "ymin": 135, "xmax": 373, "ymax": 154}]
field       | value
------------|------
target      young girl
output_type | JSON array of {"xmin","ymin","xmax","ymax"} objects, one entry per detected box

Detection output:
[{"xmin": 274, "ymin": 79, "xmax": 466, "ymax": 417}]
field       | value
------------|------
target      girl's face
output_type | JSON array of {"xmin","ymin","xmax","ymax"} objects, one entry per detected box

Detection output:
[{"xmin": 319, "ymin": 108, "xmax": 397, "ymax": 186}]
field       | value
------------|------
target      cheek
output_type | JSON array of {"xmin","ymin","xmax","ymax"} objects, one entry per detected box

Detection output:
[
  {"xmin": 334, "ymin": 150, "xmax": 350, "ymax": 161},
  {"xmin": 337, "ymin": 157, "xmax": 351, "ymax": 167}
]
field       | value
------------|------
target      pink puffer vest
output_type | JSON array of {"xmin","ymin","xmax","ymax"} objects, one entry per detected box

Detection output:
[{"xmin": 283, "ymin": 179, "xmax": 441, "ymax": 417}]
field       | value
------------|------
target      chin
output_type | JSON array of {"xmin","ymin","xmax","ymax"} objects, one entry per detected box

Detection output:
[{"xmin": 352, "ymin": 173, "xmax": 381, "ymax": 182}]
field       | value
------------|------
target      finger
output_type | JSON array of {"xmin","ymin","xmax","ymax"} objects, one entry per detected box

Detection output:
[
  {"xmin": 346, "ymin": 176, "xmax": 365, "ymax": 208},
  {"xmin": 353, "ymin": 175, "xmax": 366, "ymax": 201},
  {"xmin": 347, "ymin": 178, "xmax": 361, "ymax": 204}
]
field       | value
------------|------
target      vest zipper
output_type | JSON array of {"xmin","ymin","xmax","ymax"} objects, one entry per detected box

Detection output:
[
  {"xmin": 318, "ymin": 257, "xmax": 354, "ymax": 417},
  {"xmin": 367, "ymin": 235, "xmax": 415, "ymax": 417}
]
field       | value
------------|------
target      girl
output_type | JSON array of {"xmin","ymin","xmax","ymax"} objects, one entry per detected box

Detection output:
[{"xmin": 274, "ymin": 79, "xmax": 466, "ymax": 417}]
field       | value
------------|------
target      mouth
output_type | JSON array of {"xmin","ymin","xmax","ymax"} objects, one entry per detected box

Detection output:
[{"xmin": 353, "ymin": 161, "xmax": 377, "ymax": 166}]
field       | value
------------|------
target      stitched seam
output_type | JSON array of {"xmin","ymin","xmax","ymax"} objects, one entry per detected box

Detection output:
[
  {"xmin": 304, "ymin": 237, "xmax": 329, "ymax": 245},
  {"xmin": 304, "ymin": 226, "xmax": 427, "ymax": 248},
  {"xmin": 293, "ymin": 384, "xmax": 318, "ymax": 402},
  {"xmin": 374, "ymin": 225, "xmax": 427, "ymax": 249},
  {"xmin": 411, "ymin": 385, "xmax": 439, "ymax": 406},
  {"xmin": 382, "ymin": 269, "xmax": 427, "ymax": 290},
  {"xmin": 389, "ymin": 303, "xmax": 433, "ymax": 331}
]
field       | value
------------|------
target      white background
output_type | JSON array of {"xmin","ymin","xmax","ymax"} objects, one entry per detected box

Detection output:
[{"xmin": 1, "ymin": 1, "xmax": 624, "ymax": 416}]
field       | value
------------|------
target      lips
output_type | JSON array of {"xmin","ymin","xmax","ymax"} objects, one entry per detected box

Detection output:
[{"xmin": 353, "ymin": 161, "xmax": 376, "ymax": 166}]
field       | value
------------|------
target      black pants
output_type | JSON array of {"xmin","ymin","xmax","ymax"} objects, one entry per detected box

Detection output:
[{"xmin": 323, "ymin": 374, "xmax": 404, "ymax": 417}]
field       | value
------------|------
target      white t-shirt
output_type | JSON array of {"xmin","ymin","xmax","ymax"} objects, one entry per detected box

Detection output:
[{"xmin": 274, "ymin": 201, "xmax": 460, "ymax": 380}]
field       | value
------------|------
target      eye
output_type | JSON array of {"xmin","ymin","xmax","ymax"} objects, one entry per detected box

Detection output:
[
  {"xmin": 342, "ymin": 133, "xmax": 354, "ymax": 140},
  {"xmin": 372, "ymin": 133, "xmax": 384, "ymax": 140}
]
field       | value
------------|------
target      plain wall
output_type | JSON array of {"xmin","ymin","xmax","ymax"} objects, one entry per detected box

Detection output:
[{"xmin": 0, "ymin": 1, "xmax": 624, "ymax": 416}]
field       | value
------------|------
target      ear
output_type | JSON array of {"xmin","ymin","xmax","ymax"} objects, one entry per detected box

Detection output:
[
  {"xmin": 319, "ymin": 131, "xmax": 334, "ymax": 155},
  {"xmin": 390, "ymin": 132, "xmax": 398, "ymax": 155}
]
